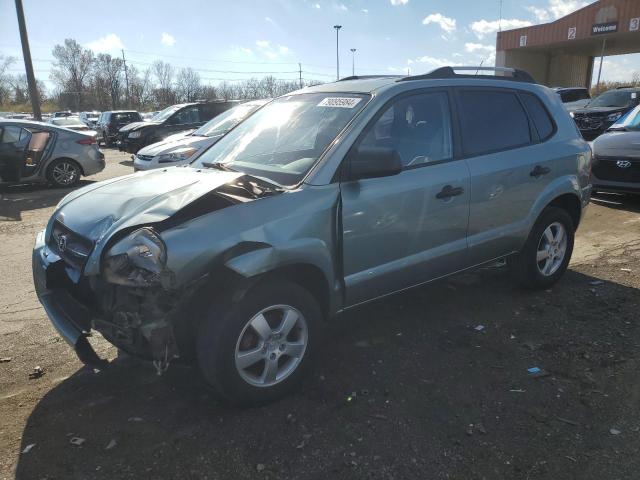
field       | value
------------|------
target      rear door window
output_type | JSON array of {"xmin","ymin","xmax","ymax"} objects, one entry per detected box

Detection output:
[
  {"xmin": 456, "ymin": 89, "xmax": 531, "ymax": 157},
  {"xmin": 520, "ymin": 93, "xmax": 555, "ymax": 141}
]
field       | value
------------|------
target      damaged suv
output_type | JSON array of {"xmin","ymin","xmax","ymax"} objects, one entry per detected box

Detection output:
[{"xmin": 33, "ymin": 67, "xmax": 592, "ymax": 406}]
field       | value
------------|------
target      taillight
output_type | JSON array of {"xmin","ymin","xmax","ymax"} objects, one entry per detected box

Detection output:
[{"xmin": 76, "ymin": 137, "xmax": 97, "ymax": 145}]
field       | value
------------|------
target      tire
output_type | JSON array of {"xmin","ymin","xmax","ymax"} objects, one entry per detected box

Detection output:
[
  {"xmin": 46, "ymin": 158, "xmax": 81, "ymax": 188},
  {"xmin": 509, "ymin": 207, "xmax": 575, "ymax": 289},
  {"xmin": 197, "ymin": 279, "xmax": 322, "ymax": 407}
]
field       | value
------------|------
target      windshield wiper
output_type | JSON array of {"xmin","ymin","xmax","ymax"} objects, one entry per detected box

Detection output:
[{"xmin": 201, "ymin": 161, "xmax": 237, "ymax": 172}]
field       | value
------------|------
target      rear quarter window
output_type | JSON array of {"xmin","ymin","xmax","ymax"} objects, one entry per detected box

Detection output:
[
  {"xmin": 520, "ymin": 93, "xmax": 555, "ymax": 141},
  {"xmin": 456, "ymin": 89, "xmax": 531, "ymax": 157}
]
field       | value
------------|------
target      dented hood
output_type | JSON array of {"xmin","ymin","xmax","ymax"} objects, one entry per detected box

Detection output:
[{"xmin": 55, "ymin": 167, "xmax": 244, "ymax": 242}]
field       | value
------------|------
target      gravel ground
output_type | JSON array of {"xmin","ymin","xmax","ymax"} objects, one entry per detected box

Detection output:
[{"xmin": 1, "ymin": 149, "xmax": 639, "ymax": 479}]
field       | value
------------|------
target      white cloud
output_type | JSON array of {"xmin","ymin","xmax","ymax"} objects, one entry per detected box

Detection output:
[
  {"xmin": 362, "ymin": 8, "xmax": 368, "ymax": 13},
  {"xmin": 465, "ymin": 42, "xmax": 495, "ymax": 54},
  {"xmin": 525, "ymin": 6, "xmax": 550, "ymax": 22},
  {"xmin": 422, "ymin": 13, "xmax": 456, "ymax": 33},
  {"xmin": 526, "ymin": 0, "xmax": 591, "ymax": 22},
  {"xmin": 86, "ymin": 34, "xmax": 124, "ymax": 54},
  {"xmin": 265, "ymin": 16, "xmax": 276, "ymax": 24},
  {"xmin": 161, "ymin": 32, "xmax": 176, "ymax": 47},
  {"xmin": 255, "ymin": 40, "xmax": 292, "ymax": 60},
  {"xmin": 337, "ymin": 3, "xmax": 347, "ymax": 11},
  {"xmin": 390, "ymin": 0, "xmax": 408, "ymax": 5},
  {"xmin": 313, "ymin": 3, "xmax": 320, "ymax": 8},
  {"xmin": 470, "ymin": 18, "xmax": 532, "ymax": 38}
]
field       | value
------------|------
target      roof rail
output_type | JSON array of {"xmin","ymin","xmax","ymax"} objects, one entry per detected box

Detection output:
[
  {"xmin": 398, "ymin": 66, "xmax": 536, "ymax": 84},
  {"xmin": 338, "ymin": 75, "xmax": 401, "ymax": 82}
]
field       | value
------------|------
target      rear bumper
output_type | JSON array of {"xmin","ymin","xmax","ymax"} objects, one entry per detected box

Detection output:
[{"xmin": 32, "ymin": 230, "xmax": 106, "ymax": 366}]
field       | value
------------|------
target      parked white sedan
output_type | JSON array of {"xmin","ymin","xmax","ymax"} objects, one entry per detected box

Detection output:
[{"xmin": 132, "ymin": 99, "xmax": 270, "ymax": 171}]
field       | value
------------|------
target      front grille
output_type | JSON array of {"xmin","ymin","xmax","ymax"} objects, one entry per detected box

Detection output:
[
  {"xmin": 48, "ymin": 220, "xmax": 94, "ymax": 272},
  {"xmin": 592, "ymin": 156, "xmax": 640, "ymax": 183},
  {"xmin": 136, "ymin": 154, "xmax": 153, "ymax": 162},
  {"xmin": 573, "ymin": 114, "xmax": 603, "ymax": 131}
]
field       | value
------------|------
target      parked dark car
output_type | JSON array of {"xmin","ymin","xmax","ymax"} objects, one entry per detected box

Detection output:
[
  {"xmin": 553, "ymin": 87, "xmax": 591, "ymax": 111},
  {"xmin": 591, "ymin": 104, "xmax": 640, "ymax": 194},
  {"xmin": 96, "ymin": 110, "xmax": 142, "ymax": 147},
  {"xmin": 117, "ymin": 100, "xmax": 241, "ymax": 154},
  {"xmin": 572, "ymin": 87, "xmax": 640, "ymax": 140}
]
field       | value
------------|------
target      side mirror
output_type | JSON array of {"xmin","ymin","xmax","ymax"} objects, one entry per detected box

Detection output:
[{"xmin": 348, "ymin": 147, "xmax": 402, "ymax": 181}]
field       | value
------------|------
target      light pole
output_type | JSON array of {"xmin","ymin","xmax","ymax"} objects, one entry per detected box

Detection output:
[
  {"xmin": 350, "ymin": 48, "xmax": 356, "ymax": 76},
  {"xmin": 14, "ymin": 0, "xmax": 41, "ymax": 120},
  {"xmin": 333, "ymin": 25, "xmax": 342, "ymax": 80}
]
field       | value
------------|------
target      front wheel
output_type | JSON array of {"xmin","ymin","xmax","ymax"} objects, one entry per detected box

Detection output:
[
  {"xmin": 197, "ymin": 279, "xmax": 322, "ymax": 407},
  {"xmin": 509, "ymin": 207, "xmax": 575, "ymax": 289}
]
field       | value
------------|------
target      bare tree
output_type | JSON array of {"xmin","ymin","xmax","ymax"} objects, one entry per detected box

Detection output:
[
  {"xmin": 176, "ymin": 67, "xmax": 201, "ymax": 102},
  {"xmin": 128, "ymin": 66, "xmax": 154, "ymax": 110},
  {"xmin": 152, "ymin": 60, "xmax": 175, "ymax": 106},
  {"xmin": 51, "ymin": 39, "xmax": 94, "ymax": 110},
  {"xmin": 0, "ymin": 55, "xmax": 15, "ymax": 105},
  {"xmin": 9, "ymin": 74, "xmax": 47, "ymax": 104},
  {"xmin": 92, "ymin": 53, "xmax": 124, "ymax": 109}
]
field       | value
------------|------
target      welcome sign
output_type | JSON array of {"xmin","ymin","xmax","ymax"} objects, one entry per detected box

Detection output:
[{"xmin": 591, "ymin": 22, "xmax": 618, "ymax": 35}]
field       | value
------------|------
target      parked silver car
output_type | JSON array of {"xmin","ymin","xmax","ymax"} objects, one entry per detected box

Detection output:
[
  {"xmin": 133, "ymin": 99, "xmax": 270, "ymax": 171},
  {"xmin": 33, "ymin": 67, "xmax": 591, "ymax": 405},
  {"xmin": 591, "ymin": 104, "xmax": 640, "ymax": 194},
  {"xmin": 0, "ymin": 119, "xmax": 104, "ymax": 187}
]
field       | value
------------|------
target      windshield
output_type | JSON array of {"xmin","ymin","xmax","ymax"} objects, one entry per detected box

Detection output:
[
  {"xmin": 192, "ymin": 102, "xmax": 266, "ymax": 137},
  {"xmin": 192, "ymin": 93, "xmax": 368, "ymax": 186},
  {"xmin": 587, "ymin": 90, "xmax": 638, "ymax": 108},
  {"xmin": 611, "ymin": 105, "xmax": 640, "ymax": 131},
  {"xmin": 153, "ymin": 105, "xmax": 182, "ymax": 122}
]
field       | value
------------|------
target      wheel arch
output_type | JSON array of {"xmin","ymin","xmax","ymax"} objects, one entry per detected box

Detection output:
[{"xmin": 547, "ymin": 193, "xmax": 581, "ymax": 231}]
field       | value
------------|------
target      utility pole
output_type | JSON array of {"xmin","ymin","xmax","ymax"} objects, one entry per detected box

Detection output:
[
  {"xmin": 299, "ymin": 62, "xmax": 303, "ymax": 89},
  {"xmin": 333, "ymin": 25, "xmax": 342, "ymax": 81},
  {"xmin": 350, "ymin": 48, "xmax": 356, "ymax": 76},
  {"xmin": 595, "ymin": 38, "xmax": 607, "ymax": 92},
  {"xmin": 122, "ymin": 49, "xmax": 130, "ymax": 108},
  {"xmin": 14, "ymin": 0, "xmax": 41, "ymax": 120}
]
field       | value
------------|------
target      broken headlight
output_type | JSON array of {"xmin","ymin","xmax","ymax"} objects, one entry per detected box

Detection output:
[{"xmin": 103, "ymin": 228, "xmax": 167, "ymax": 287}]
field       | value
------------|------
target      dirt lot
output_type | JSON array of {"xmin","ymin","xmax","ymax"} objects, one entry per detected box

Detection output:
[{"xmin": 1, "ymin": 149, "xmax": 640, "ymax": 479}]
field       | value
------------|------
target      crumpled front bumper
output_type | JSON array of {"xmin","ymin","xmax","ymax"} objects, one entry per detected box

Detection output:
[{"xmin": 32, "ymin": 230, "xmax": 106, "ymax": 367}]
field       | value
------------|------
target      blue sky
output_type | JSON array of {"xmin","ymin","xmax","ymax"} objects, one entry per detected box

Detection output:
[{"xmin": 1, "ymin": 0, "xmax": 639, "ymax": 90}]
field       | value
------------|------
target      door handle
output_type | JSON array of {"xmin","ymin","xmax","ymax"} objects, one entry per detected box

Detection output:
[
  {"xmin": 436, "ymin": 185, "xmax": 464, "ymax": 199},
  {"xmin": 530, "ymin": 165, "xmax": 551, "ymax": 177}
]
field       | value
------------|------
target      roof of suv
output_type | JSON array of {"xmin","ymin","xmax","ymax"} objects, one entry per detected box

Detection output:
[{"xmin": 300, "ymin": 66, "xmax": 539, "ymax": 95}]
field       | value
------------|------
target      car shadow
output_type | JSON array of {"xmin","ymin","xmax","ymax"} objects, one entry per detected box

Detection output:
[
  {"xmin": 13, "ymin": 265, "xmax": 640, "ymax": 479},
  {"xmin": 119, "ymin": 160, "xmax": 134, "ymax": 167},
  {"xmin": 591, "ymin": 191, "xmax": 640, "ymax": 213},
  {"xmin": 0, "ymin": 180, "xmax": 95, "ymax": 222}
]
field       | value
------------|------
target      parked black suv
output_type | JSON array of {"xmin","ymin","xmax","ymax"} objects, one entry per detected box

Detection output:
[
  {"xmin": 96, "ymin": 110, "xmax": 143, "ymax": 147},
  {"xmin": 572, "ymin": 87, "xmax": 640, "ymax": 140},
  {"xmin": 117, "ymin": 100, "xmax": 241, "ymax": 154}
]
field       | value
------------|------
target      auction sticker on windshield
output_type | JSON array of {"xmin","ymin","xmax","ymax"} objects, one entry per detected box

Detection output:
[{"xmin": 317, "ymin": 97, "xmax": 362, "ymax": 108}]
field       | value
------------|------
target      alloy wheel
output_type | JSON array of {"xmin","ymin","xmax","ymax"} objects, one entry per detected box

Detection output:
[
  {"xmin": 234, "ymin": 305, "xmax": 308, "ymax": 388},
  {"xmin": 536, "ymin": 221, "xmax": 567, "ymax": 276}
]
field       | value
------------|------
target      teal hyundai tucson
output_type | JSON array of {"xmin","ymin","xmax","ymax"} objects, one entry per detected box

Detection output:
[{"xmin": 33, "ymin": 67, "xmax": 592, "ymax": 406}]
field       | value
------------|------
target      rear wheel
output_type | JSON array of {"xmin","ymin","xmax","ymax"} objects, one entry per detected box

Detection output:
[
  {"xmin": 509, "ymin": 207, "xmax": 574, "ymax": 289},
  {"xmin": 197, "ymin": 279, "xmax": 321, "ymax": 407},
  {"xmin": 47, "ymin": 158, "xmax": 81, "ymax": 188}
]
